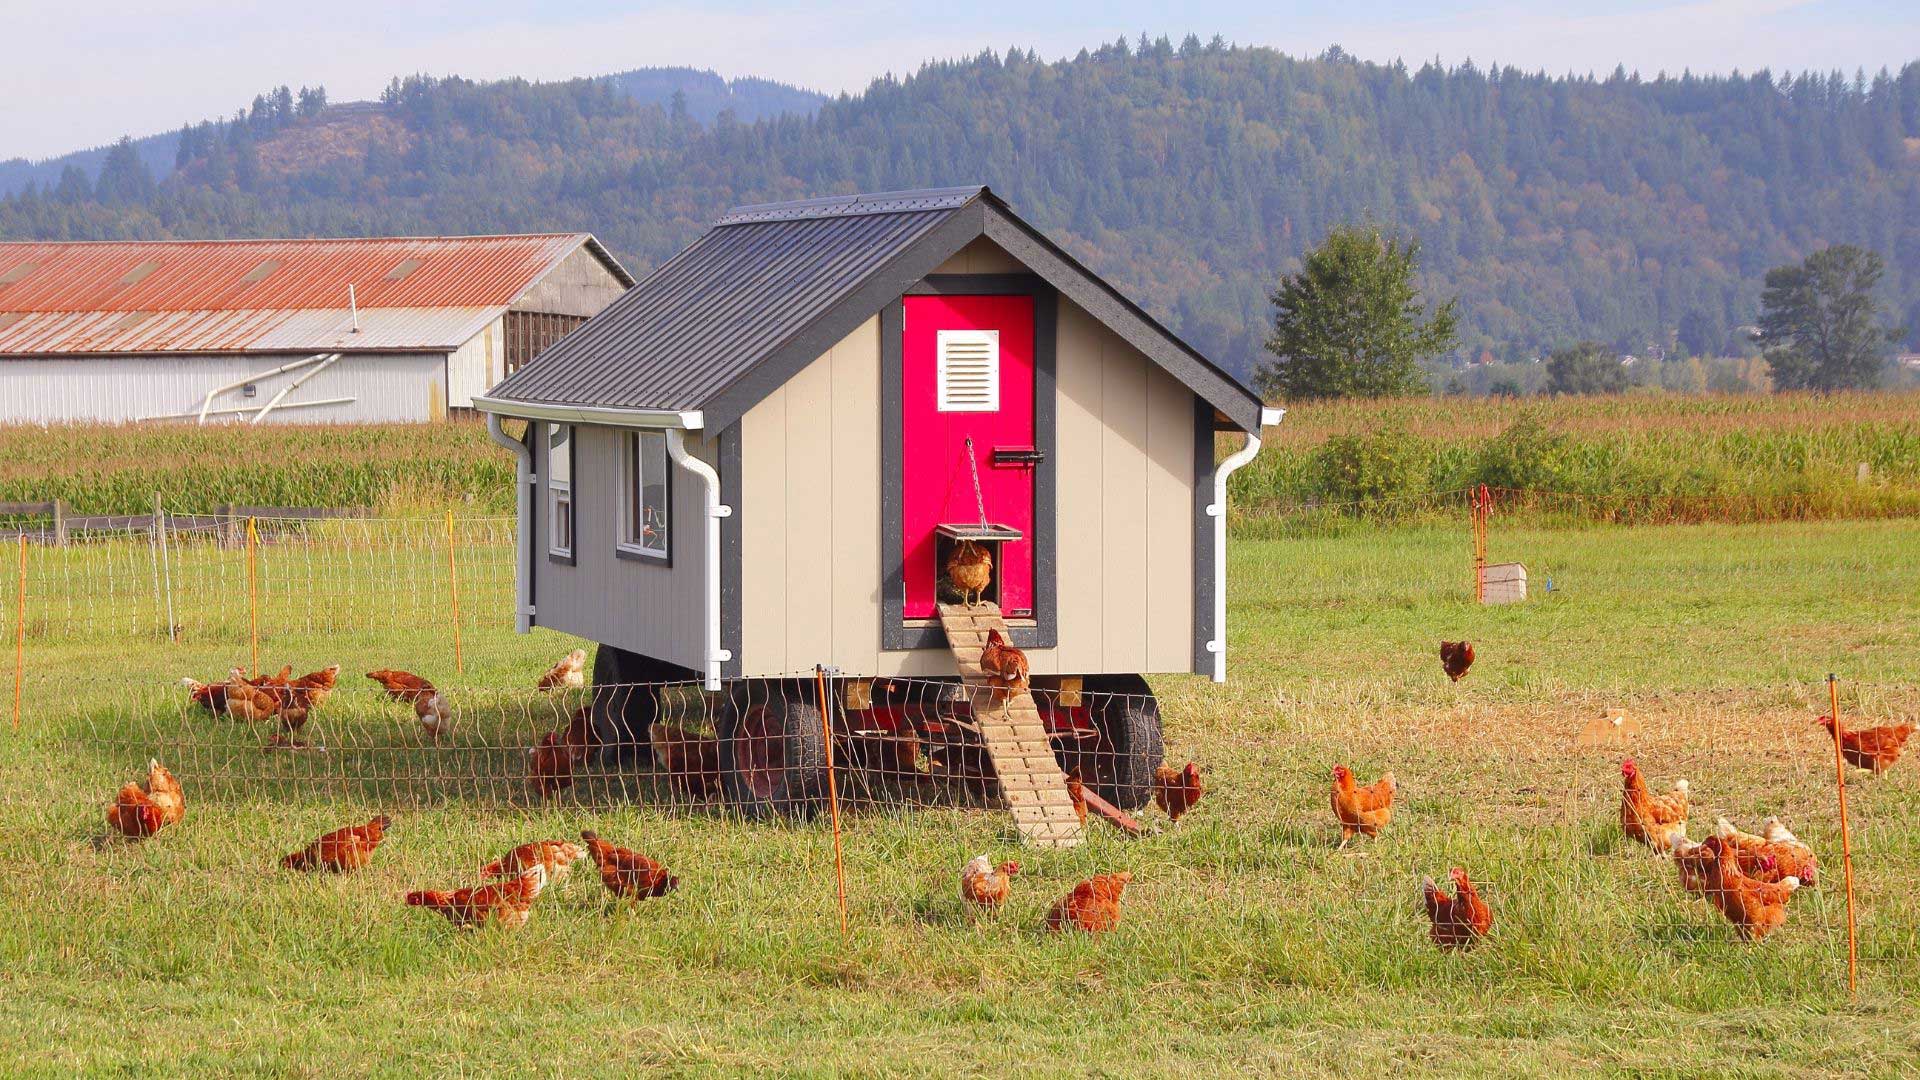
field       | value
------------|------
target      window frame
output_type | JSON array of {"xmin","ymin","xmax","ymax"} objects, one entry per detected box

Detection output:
[
  {"xmin": 615, "ymin": 429, "xmax": 672, "ymax": 565},
  {"xmin": 546, "ymin": 423, "xmax": 575, "ymax": 564}
]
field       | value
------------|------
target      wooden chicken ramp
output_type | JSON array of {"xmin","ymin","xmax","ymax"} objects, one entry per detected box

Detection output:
[{"xmin": 937, "ymin": 602, "xmax": 1085, "ymax": 849}]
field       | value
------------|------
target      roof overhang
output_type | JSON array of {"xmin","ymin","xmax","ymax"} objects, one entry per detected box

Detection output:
[{"xmin": 472, "ymin": 394, "xmax": 704, "ymax": 430}]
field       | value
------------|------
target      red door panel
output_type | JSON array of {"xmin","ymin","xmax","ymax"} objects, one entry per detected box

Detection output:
[{"xmin": 901, "ymin": 294, "xmax": 1035, "ymax": 620}]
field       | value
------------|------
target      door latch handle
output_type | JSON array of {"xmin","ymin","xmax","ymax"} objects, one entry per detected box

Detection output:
[{"xmin": 992, "ymin": 447, "xmax": 1045, "ymax": 467}]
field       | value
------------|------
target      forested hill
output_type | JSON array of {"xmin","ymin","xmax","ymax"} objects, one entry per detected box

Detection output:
[{"xmin": 4, "ymin": 39, "xmax": 1918, "ymax": 379}]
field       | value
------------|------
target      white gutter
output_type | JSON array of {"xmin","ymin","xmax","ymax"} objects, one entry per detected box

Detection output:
[
  {"xmin": 195, "ymin": 352, "xmax": 332, "ymax": 424},
  {"xmin": 666, "ymin": 428, "xmax": 732, "ymax": 690},
  {"xmin": 472, "ymin": 395, "xmax": 704, "ymax": 431},
  {"xmin": 485, "ymin": 413, "xmax": 536, "ymax": 633},
  {"xmin": 1205, "ymin": 406, "xmax": 1284, "ymax": 683},
  {"xmin": 249, "ymin": 353, "xmax": 341, "ymax": 425}
]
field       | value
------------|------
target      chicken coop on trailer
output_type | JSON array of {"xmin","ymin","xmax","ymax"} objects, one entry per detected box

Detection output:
[{"xmin": 476, "ymin": 187, "xmax": 1279, "ymax": 845}]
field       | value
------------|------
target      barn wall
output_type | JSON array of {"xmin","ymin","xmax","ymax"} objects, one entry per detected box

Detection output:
[
  {"xmin": 735, "ymin": 296, "xmax": 1197, "ymax": 679},
  {"xmin": 446, "ymin": 317, "xmax": 503, "ymax": 408},
  {"xmin": 0, "ymin": 352, "xmax": 449, "ymax": 424},
  {"xmin": 509, "ymin": 246, "xmax": 629, "ymax": 317},
  {"xmin": 530, "ymin": 419, "xmax": 711, "ymax": 673}
]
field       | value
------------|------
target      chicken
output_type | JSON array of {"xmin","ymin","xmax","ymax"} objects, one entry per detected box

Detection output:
[
  {"xmin": 414, "ymin": 692, "xmax": 452, "ymax": 740},
  {"xmin": 536, "ymin": 648, "xmax": 588, "ymax": 692},
  {"xmin": 562, "ymin": 706, "xmax": 597, "ymax": 767},
  {"xmin": 1714, "ymin": 816, "xmax": 1818, "ymax": 886},
  {"xmin": 1440, "ymin": 640, "xmax": 1474, "ymax": 682},
  {"xmin": 977, "ymin": 628, "xmax": 1029, "ymax": 700},
  {"xmin": 181, "ymin": 677, "xmax": 230, "ymax": 716},
  {"xmin": 1422, "ymin": 866, "xmax": 1493, "ymax": 950},
  {"xmin": 280, "ymin": 814, "xmax": 391, "ymax": 873},
  {"xmin": 366, "ymin": 668, "xmax": 438, "ymax": 706},
  {"xmin": 1153, "ymin": 761, "xmax": 1205, "ymax": 823},
  {"xmin": 945, "ymin": 539, "xmax": 994, "ymax": 607},
  {"xmin": 1696, "ymin": 835, "xmax": 1800, "ymax": 941},
  {"xmin": 1045, "ymin": 871, "xmax": 1132, "ymax": 933},
  {"xmin": 480, "ymin": 840, "xmax": 587, "ymax": 885},
  {"xmin": 105, "ymin": 758, "xmax": 184, "ymax": 839},
  {"xmin": 277, "ymin": 664, "xmax": 340, "ymax": 735},
  {"xmin": 648, "ymin": 723, "xmax": 723, "ymax": 799},
  {"xmin": 221, "ymin": 667, "xmax": 282, "ymax": 724},
  {"xmin": 1672, "ymin": 838, "xmax": 1718, "ymax": 895},
  {"xmin": 1330, "ymin": 764, "xmax": 1396, "ymax": 847},
  {"xmin": 1818, "ymin": 714, "xmax": 1913, "ymax": 775},
  {"xmin": 1064, "ymin": 771, "xmax": 1089, "ymax": 830},
  {"xmin": 580, "ymin": 830, "xmax": 678, "ymax": 900},
  {"xmin": 959, "ymin": 855, "xmax": 1020, "ymax": 911},
  {"xmin": 405, "ymin": 865, "xmax": 549, "ymax": 931},
  {"xmin": 1619, "ymin": 758, "xmax": 1689, "ymax": 853},
  {"xmin": 528, "ymin": 732, "xmax": 576, "ymax": 800}
]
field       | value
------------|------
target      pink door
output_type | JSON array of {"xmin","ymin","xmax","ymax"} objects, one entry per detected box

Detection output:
[{"xmin": 901, "ymin": 294, "xmax": 1036, "ymax": 619}]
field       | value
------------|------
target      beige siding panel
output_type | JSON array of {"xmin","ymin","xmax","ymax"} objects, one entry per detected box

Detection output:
[
  {"xmin": 1051, "ymin": 301, "xmax": 1106, "ymax": 673},
  {"xmin": 1144, "ymin": 363, "xmax": 1196, "ymax": 668},
  {"xmin": 739, "ymin": 384, "xmax": 789, "ymax": 674},
  {"xmin": 829, "ymin": 318, "xmax": 883, "ymax": 669},
  {"xmin": 929, "ymin": 237, "xmax": 1025, "ymax": 276},
  {"xmin": 1099, "ymin": 327, "xmax": 1151, "ymax": 672},
  {"xmin": 780, "ymin": 344, "xmax": 835, "ymax": 673}
]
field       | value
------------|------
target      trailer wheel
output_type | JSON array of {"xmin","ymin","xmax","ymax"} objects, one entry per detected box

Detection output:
[
  {"xmin": 717, "ymin": 684, "xmax": 828, "ymax": 821},
  {"xmin": 1085, "ymin": 676, "xmax": 1164, "ymax": 811},
  {"xmin": 589, "ymin": 645, "xmax": 669, "ymax": 766}
]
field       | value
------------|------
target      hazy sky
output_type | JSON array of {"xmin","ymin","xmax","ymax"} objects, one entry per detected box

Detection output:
[{"xmin": 3, "ymin": 0, "xmax": 1916, "ymax": 161}]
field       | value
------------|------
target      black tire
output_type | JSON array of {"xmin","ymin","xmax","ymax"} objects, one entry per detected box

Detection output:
[
  {"xmin": 589, "ymin": 645, "xmax": 667, "ymax": 766},
  {"xmin": 715, "ymin": 682, "xmax": 830, "ymax": 821},
  {"xmin": 1085, "ymin": 675, "xmax": 1164, "ymax": 811}
]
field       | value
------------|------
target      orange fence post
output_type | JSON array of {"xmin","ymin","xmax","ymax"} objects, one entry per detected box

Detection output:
[
  {"xmin": 1471, "ymin": 484, "xmax": 1490, "ymax": 602},
  {"xmin": 246, "ymin": 517, "xmax": 259, "ymax": 676},
  {"xmin": 815, "ymin": 665, "xmax": 849, "ymax": 940},
  {"xmin": 11, "ymin": 535, "xmax": 23, "ymax": 732},
  {"xmin": 445, "ymin": 510, "xmax": 464, "ymax": 676},
  {"xmin": 1827, "ymin": 673, "xmax": 1860, "ymax": 996}
]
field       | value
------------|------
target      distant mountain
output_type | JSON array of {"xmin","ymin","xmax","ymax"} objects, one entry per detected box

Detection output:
[
  {"xmin": 602, "ymin": 67, "xmax": 826, "ymax": 124},
  {"xmin": 3, "ymin": 42, "xmax": 1918, "ymax": 379},
  {"xmin": 0, "ymin": 131, "xmax": 179, "ymax": 198}
]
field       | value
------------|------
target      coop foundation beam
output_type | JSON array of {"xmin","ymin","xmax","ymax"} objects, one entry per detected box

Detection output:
[
  {"xmin": 667, "ymin": 428, "xmax": 731, "ymax": 690},
  {"xmin": 1205, "ymin": 406, "xmax": 1283, "ymax": 682},
  {"xmin": 486, "ymin": 412, "xmax": 535, "ymax": 633}
]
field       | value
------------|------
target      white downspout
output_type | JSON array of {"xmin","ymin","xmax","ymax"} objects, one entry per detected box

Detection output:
[
  {"xmin": 666, "ymin": 428, "xmax": 732, "ymax": 691},
  {"xmin": 486, "ymin": 413, "xmax": 535, "ymax": 633},
  {"xmin": 1206, "ymin": 406, "xmax": 1284, "ymax": 682}
]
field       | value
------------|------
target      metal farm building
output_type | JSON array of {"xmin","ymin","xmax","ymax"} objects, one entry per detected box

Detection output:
[{"xmin": 0, "ymin": 234, "xmax": 632, "ymax": 424}]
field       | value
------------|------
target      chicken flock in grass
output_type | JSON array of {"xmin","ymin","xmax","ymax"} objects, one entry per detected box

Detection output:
[{"xmin": 184, "ymin": 663, "xmax": 339, "ymax": 747}]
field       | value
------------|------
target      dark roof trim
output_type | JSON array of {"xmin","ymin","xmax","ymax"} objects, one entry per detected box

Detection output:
[
  {"xmin": 697, "ymin": 201, "xmax": 988, "ymax": 432},
  {"xmin": 977, "ymin": 203, "xmax": 1263, "ymax": 434},
  {"xmin": 714, "ymin": 187, "xmax": 985, "ymax": 227}
]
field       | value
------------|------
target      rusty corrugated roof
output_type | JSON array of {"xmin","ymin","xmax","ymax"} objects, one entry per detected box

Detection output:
[{"xmin": 0, "ymin": 234, "xmax": 632, "ymax": 355}]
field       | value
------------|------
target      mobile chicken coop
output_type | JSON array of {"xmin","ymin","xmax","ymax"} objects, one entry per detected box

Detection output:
[{"xmin": 477, "ymin": 187, "xmax": 1279, "ymax": 845}]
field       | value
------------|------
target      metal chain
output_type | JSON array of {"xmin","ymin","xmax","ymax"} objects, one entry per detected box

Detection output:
[{"xmin": 964, "ymin": 436, "xmax": 988, "ymax": 527}]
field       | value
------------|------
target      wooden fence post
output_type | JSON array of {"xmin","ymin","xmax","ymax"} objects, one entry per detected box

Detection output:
[
  {"xmin": 51, "ymin": 499, "xmax": 67, "ymax": 547},
  {"xmin": 445, "ymin": 510, "xmax": 464, "ymax": 675},
  {"xmin": 1827, "ymin": 673, "xmax": 1860, "ymax": 997}
]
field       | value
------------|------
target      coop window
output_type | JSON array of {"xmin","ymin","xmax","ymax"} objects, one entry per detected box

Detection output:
[
  {"xmin": 935, "ymin": 329, "xmax": 1000, "ymax": 412},
  {"xmin": 617, "ymin": 430, "xmax": 670, "ymax": 562},
  {"xmin": 547, "ymin": 424, "xmax": 574, "ymax": 560}
]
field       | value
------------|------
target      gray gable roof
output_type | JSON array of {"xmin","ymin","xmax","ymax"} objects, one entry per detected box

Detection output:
[{"xmin": 483, "ymin": 186, "xmax": 1263, "ymax": 433}]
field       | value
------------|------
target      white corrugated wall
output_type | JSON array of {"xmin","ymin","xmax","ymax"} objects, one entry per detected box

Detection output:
[
  {"xmin": 446, "ymin": 318, "xmax": 502, "ymax": 409},
  {"xmin": 0, "ymin": 352, "xmax": 453, "ymax": 424}
]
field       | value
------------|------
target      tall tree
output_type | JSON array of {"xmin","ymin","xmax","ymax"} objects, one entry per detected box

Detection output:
[
  {"xmin": 1756, "ymin": 245, "xmax": 1903, "ymax": 390},
  {"xmin": 93, "ymin": 137, "xmax": 154, "ymax": 205},
  {"xmin": 1544, "ymin": 341, "xmax": 1631, "ymax": 395},
  {"xmin": 1256, "ymin": 224, "xmax": 1458, "ymax": 399}
]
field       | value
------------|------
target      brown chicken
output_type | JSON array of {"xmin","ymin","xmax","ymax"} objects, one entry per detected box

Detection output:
[
  {"xmin": 1696, "ymin": 835, "xmax": 1800, "ymax": 941},
  {"xmin": 106, "ymin": 758, "xmax": 185, "ymax": 839},
  {"xmin": 580, "ymin": 830, "xmax": 678, "ymax": 900},
  {"xmin": 181, "ymin": 677, "xmax": 231, "ymax": 716},
  {"xmin": 280, "ymin": 814, "xmax": 391, "ymax": 872},
  {"xmin": 414, "ymin": 692, "xmax": 452, "ymax": 740},
  {"xmin": 945, "ymin": 539, "xmax": 994, "ymax": 607},
  {"xmin": 536, "ymin": 648, "xmax": 588, "ymax": 692},
  {"xmin": 1045, "ymin": 871, "xmax": 1132, "ymax": 933},
  {"xmin": 276, "ymin": 664, "xmax": 340, "ymax": 736},
  {"xmin": 1064, "ymin": 771, "xmax": 1089, "ymax": 829},
  {"xmin": 1713, "ymin": 817, "xmax": 1818, "ymax": 886},
  {"xmin": 405, "ymin": 865, "xmax": 549, "ymax": 931},
  {"xmin": 528, "ymin": 732, "xmax": 576, "ymax": 799},
  {"xmin": 1331, "ymin": 764, "xmax": 1396, "ymax": 847},
  {"xmin": 1422, "ymin": 866, "xmax": 1493, "ymax": 950},
  {"xmin": 480, "ymin": 840, "xmax": 587, "ymax": 885},
  {"xmin": 221, "ymin": 668, "xmax": 282, "ymax": 724},
  {"xmin": 366, "ymin": 668, "xmax": 437, "ymax": 705},
  {"xmin": 649, "ymin": 723, "xmax": 723, "ymax": 799},
  {"xmin": 1154, "ymin": 761, "xmax": 1205, "ymax": 823},
  {"xmin": 977, "ymin": 628, "xmax": 1029, "ymax": 700},
  {"xmin": 1818, "ymin": 714, "xmax": 1913, "ymax": 775},
  {"xmin": 1619, "ymin": 758, "xmax": 1689, "ymax": 853},
  {"xmin": 1440, "ymin": 640, "xmax": 1474, "ymax": 682},
  {"xmin": 959, "ymin": 855, "xmax": 1020, "ymax": 911}
]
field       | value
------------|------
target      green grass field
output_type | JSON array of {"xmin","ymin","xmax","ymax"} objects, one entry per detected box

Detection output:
[{"xmin": 3, "ymin": 518, "xmax": 1918, "ymax": 1076}]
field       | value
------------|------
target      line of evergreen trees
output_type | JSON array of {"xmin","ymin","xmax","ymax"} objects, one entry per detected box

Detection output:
[{"xmin": 2, "ymin": 42, "xmax": 1917, "ymax": 381}]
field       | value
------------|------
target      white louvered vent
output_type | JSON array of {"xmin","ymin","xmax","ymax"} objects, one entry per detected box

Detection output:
[{"xmin": 936, "ymin": 329, "xmax": 1000, "ymax": 412}]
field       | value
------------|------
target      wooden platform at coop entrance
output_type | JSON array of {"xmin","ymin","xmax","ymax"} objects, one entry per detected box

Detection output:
[{"xmin": 935, "ymin": 602, "xmax": 1086, "ymax": 849}]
